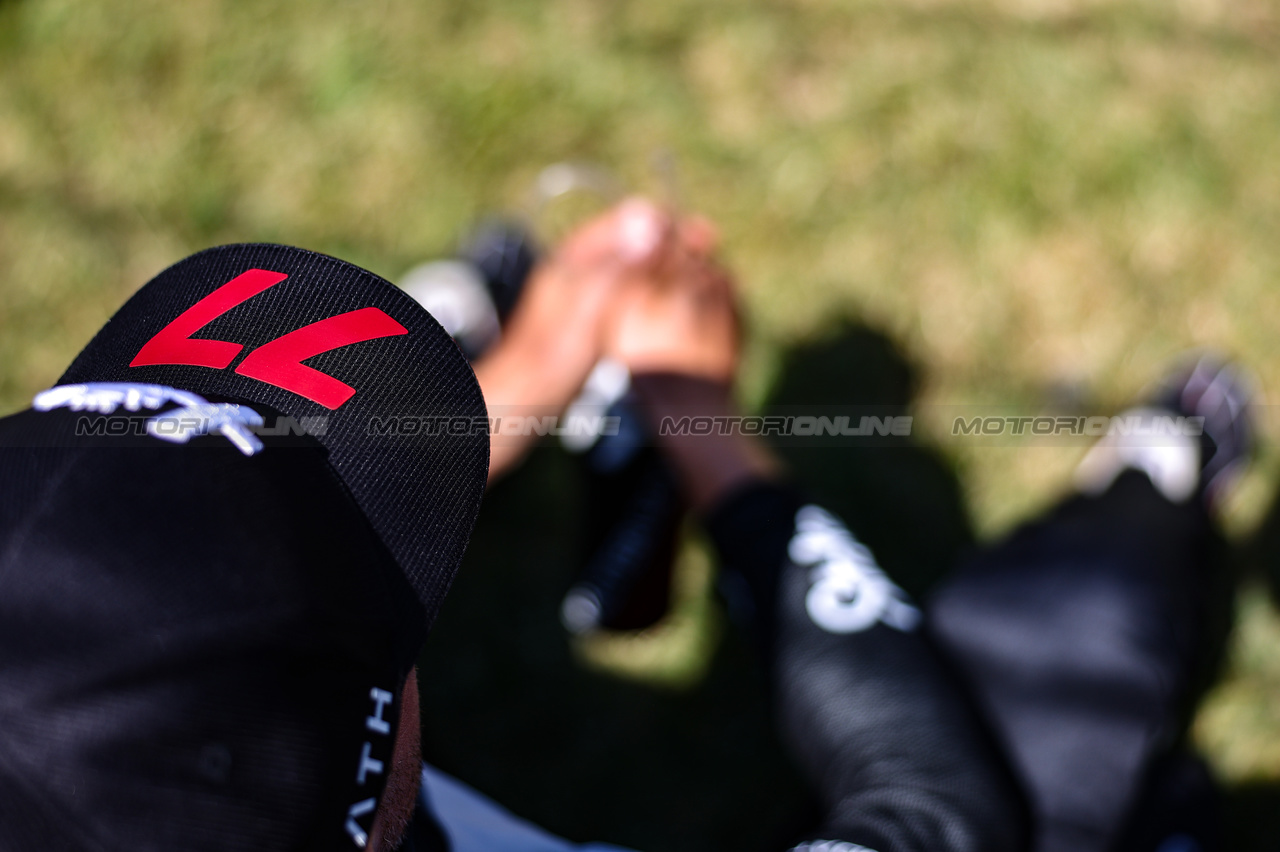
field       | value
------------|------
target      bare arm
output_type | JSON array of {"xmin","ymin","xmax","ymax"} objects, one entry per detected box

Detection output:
[{"xmin": 472, "ymin": 199, "xmax": 670, "ymax": 482}]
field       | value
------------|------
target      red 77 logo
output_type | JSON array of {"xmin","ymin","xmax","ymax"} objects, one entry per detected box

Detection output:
[{"xmin": 130, "ymin": 269, "xmax": 407, "ymax": 410}]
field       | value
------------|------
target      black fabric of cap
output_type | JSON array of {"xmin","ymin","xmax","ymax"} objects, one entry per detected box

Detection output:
[
  {"xmin": 59, "ymin": 242, "xmax": 489, "ymax": 617},
  {"xmin": 0, "ymin": 244, "xmax": 489, "ymax": 850}
]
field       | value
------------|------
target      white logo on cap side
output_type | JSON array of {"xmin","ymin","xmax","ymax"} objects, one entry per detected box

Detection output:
[
  {"xmin": 366, "ymin": 687, "xmax": 393, "ymax": 734},
  {"xmin": 345, "ymin": 686, "xmax": 396, "ymax": 848},
  {"xmin": 33, "ymin": 382, "xmax": 265, "ymax": 456},
  {"xmin": 345, "ymin": 798, "xmax": 377, "ymax": 849}
]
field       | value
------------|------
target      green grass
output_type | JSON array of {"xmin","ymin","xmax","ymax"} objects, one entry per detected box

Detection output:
[{"xmin": 5, "ymin": 0, "xmax": 1280, "ymax": 845}]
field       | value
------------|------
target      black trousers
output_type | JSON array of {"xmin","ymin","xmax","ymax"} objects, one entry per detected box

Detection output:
[{"xmin": 928, "ymin": 470, "xmax": 1223, "ymax": 852}]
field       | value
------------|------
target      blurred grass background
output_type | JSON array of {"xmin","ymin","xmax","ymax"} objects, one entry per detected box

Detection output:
[{"xmin": 4, "ymin": 0, "xmax": 1280, "ymax": 846}]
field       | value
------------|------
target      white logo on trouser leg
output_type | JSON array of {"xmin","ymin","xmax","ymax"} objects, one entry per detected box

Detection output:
[
  {"xmin": 790, "ymin": 841, "xmax": 880, "ymax": 852},
  {"xmin": 788, "ymin": 505, "xmax": 920, "ymax": 634}
]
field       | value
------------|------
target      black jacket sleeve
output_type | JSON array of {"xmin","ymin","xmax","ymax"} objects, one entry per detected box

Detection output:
[{"xmin": 704, "ymin": 480, "xmax": 1028, "ymax": 852}]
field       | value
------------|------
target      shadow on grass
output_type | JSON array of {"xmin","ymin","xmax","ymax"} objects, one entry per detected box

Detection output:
[
  {"xmin": 761, "ymin": 321, "xmax": 974, "ymax": 599},
  {"xmin": 1223, "ymin": 779, "xmax": 1280, "ymax": 851},
  {"xmin": 416, "ymin": 321, "xmax": 966, "ymax": 851},
  {"xmin": 1247, "ymin": 486, "xmax": 1280, "ymax": 615},
  {"xmin": 1214, "ymin": 491, "xmax": 1280, "ymax": 850}
]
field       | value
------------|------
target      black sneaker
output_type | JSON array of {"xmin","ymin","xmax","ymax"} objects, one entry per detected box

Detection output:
[
  {"xmin": 459, "ymin": 218, "xmax": 540, "ymax": 324},
  {"xmin": 1075, "ymin": 354, "xmax": 1255, "ymax": 508},
  {"xmin": 1152, "ymin": 353, "xmax": 1255, "ymax": 506},
  {"xmin": 399, "ymin": 220, "xmax": 541, "ymax": 361}
]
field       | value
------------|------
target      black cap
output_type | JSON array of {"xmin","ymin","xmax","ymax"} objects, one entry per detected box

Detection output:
[
  {"xmin": 0, "ymin": 244, "xmax": 489, "ymax": 850},
  {"xmin": 59, "ymin": 243, "xmax": 489, "ymax": 613}
]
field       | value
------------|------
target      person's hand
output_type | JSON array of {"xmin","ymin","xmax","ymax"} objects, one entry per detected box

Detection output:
[
  {"xmin": 474, "ymin": 198, "xmax": 673, "ymax": 482},
  {"xmin": 602, "ymin": 216, "xmax": 778, "ymax": 512},
  {"xmin": 604, "ymin": 216, "xmax": 740, "ymax": 384},
  {"xmin": 494, "ymin": 197, "xmax": 672, "ymax": 398}
]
